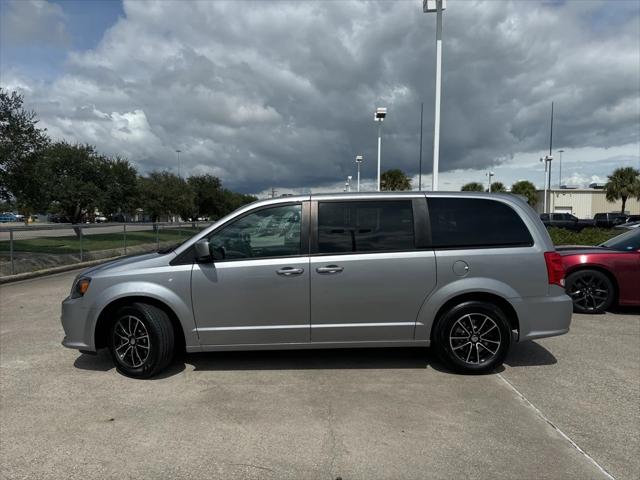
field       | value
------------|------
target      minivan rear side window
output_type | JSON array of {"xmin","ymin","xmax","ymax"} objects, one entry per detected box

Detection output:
[
  {"xmin": 428, "ymin": 198, "xmax": 533, "ymax": 248},
  {"xmin": 317, "ymin": 201, "xmax": 414, "ymax": 253}
]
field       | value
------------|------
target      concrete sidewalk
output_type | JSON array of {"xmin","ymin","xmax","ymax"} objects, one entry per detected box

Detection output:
[{"xmin": 1, "ymin": 271, "xmax": 637, "ymax": 479}]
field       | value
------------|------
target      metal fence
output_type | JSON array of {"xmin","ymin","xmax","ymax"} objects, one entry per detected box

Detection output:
[{"xmin": 0, "ymin": 221, "xmax": 213, "ymax": 277}]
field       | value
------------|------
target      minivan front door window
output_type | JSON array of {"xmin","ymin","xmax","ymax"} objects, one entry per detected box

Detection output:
[{"xmin": 208, "ymin": 204, "xmax": 302, "ymax": 260}]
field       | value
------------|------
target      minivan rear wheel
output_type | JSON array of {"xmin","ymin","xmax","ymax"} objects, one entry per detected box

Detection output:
[
  {"xmin": 108, "ymin": 303, "xmax": 175, "ymax": 379},
  {"xmin": 434, "ymin": 301, "xmax": 511, "ymax": 374}
]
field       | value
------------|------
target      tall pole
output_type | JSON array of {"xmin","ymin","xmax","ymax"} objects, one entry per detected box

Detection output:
[
  {"xmin": 357, "ymin": 162, "xmax": 361, "ymax": 192},
  {"xmin": 542, "ymin": 158, "xmax": 548, "ymax": 213},
  {"xmin": 547, "ymin": 102, "xmax": 554, "ymax": 210},
  {"xmin": 377, "ymin": 122, "xmax": 382, "ymax": 191},
  {"xmin": 176, "ymin": 149, "xmax": 182, "ymax": 178},
  {"xmin": 419, "ymin": 102, "xmax": 424, "ymax": 191},
  {"xmin": 558, "ymin": 149, "xmax": 564, "ymax": 188},
  {"xmin": 432, "ymin": 0, "xmax": 443, "ymax": 191},
  {"xmin": 549, "ymin": 102, "xmax": 554, "ymax": 157}
]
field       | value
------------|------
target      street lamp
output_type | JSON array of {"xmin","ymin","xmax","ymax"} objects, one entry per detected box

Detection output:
[
  {"xmin": 346, "ymin": 176, "xmax": 353, "ymax": 192},
  {"xmin": 374, "ymin": 107, "xmax": 387, "ymax": 191},
  {"xmin": 558, "ymin": 149, "xmax": 564, "ymax": 188},
  {"xmin": 486, "ymin": 171, "xmax": 495, "ymax": 192},
  {"xmin": 175, "ymin": 149, "xmax": 182, "ymax": 178},
  {"xmin": 355, "ymin": 155, "xmax": 364, "ymax": 192},
  {"xmin": 423, "ymin": 0, "xmax": 446, "ymax": 191},
  {"xmin": 540, "ymin": 155, "xmax": 553, "ymax": 213}
]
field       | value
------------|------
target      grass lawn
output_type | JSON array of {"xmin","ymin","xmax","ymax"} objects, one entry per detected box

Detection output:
[
  {"xmin": 0, "ymin": 228, "xmax": 199, "ymax": 254},
  {"xmin": 547, "ymin": 227, "xmax": 621, "ymax": 246}
]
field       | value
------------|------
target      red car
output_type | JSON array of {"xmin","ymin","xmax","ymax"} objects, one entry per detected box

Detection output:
[{"xmin": 557, "ymin": 229, "xmax": 640, "ymax": 313}]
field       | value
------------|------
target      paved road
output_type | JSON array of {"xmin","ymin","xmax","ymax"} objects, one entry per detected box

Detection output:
[{"xmin": 1, "ymin": 271, "xmax": 638, "ymax": 479}]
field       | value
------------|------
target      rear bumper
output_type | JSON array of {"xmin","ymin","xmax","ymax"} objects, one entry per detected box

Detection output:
[{"xmin": 511, "ymin": 291, "xmax": 573, "ymax": 342}]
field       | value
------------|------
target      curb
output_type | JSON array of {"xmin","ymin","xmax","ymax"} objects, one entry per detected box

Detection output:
[{"xmin": 0, "ymin": 256, "xmax": 121, "ymax": 285}]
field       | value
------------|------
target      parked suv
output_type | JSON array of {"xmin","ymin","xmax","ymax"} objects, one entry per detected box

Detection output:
[
  {"xmin": 540, "ymin": 213, "xmax": 593, "ymax": 231},
  {"xmin": 594, "ymin": 212, "xmax": 628, "ymax": 228},
  {"xmin": 61, "ymin": 192, "xmax": 572, "ymax": 378}
]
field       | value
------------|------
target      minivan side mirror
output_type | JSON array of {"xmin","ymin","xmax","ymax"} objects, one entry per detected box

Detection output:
[{"xmin": 194, "ymin": 239, "xmax": 212, "ymax": 262}]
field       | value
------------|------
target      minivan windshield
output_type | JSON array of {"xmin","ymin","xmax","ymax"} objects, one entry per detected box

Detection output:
[{"xmin": 599, "ymin": 229, "xmax": 640, "ymax": 251}]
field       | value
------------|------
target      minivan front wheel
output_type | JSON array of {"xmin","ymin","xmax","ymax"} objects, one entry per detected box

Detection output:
[
  {"xmin": 108, "ymin": 303, "xmax": 175, "ymax": 379},
  {"xmin": 434, "ymin": 301, "xmax": 511, "ymax": 374}
]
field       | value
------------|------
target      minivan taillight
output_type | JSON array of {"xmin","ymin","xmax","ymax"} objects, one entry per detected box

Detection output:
[{"xmin": 544, "ymin": 251, "xmax": 565, "ymax": 287}]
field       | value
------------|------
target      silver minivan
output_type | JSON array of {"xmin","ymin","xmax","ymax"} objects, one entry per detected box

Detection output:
[{"xmin": 61, "ymin": 192, "xmax": 572, "ymax": 378}]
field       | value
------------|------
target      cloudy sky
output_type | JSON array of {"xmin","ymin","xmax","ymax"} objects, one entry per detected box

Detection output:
[{"xmin": 1, "ymin": 0, "xmax": 639, "ymax": 196}]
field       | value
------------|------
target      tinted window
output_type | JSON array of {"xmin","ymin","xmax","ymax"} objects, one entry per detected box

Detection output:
[
  {"xmin": 600, "ymin": 229, "xmax": 640, "ymax": 251},
  {"xmin": 208, "ymin": 204, "xmax": 301, "ymax": 260},
  {"xmin": 429, "ymin": 198, "xmax": 533, "ymax": 248},
  {"xmin": 318, "ymin": 201, "xmax": 414, "ymax": 253}
]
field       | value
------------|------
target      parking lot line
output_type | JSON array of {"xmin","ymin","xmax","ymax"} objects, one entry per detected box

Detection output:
[{"xmin": 497, "ymin": 373, "xmax": 616, "ymax": 480}]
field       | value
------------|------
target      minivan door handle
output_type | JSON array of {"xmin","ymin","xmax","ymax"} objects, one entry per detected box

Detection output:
[
  {"xmin": 316, "ymin": 265, "xmax": 344, "ymax": 274},
  {"xmin": 276, "ymin": 267, "xmax": 304, "ymax": 277}
]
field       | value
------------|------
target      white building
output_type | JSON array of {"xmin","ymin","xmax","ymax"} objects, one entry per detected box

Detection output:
[{"xmin": 536, "ymin": 189, "xmax": 640, "ymax": 218}]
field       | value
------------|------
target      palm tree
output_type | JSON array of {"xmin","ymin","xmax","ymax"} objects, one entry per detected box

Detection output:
[
  {"xmin": 461, "ymin": 182, "xmax": 484, "ymax": 192},
  {"xmin": 380, "ymin": 169, "xmax": 411, "ymax": 191},
  {"xmin": 605, "ymin": 167, "xmax": 640, "ymax": 214},
  {"xmin": 488, "ymin": 181, "xmax": 507, "ymax": 193},
  {"xmin": 511, "ymin": 180, "xmax": 537, "ymax": 207}
]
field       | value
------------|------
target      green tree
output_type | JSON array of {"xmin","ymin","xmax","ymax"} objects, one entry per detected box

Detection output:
[
  {"xmin": 605, "ymin": 167, "xmax": 640, "ymax": 214},
  {"xmin": 488, "ymin": 181, "xmax": 507, "ymax": 193},
  {"xmin": 101, "ymin": 157, "xmax": 139, "ymax": 219},
  {"xmin": 139, "ymin": 171, "xmax": 194, "ymax": 222},
  {"xmin": 187, "ymin": 174, "xmax": 224, "ymax": 220},
  {"xmin": 511, "ymin": 180, "xmax": 537, "ymax": 207},
  {"xmin": 381, "ymin": 169, "xmax": 411, "ymax": 191},
  {"xmin": 461, "ymin": 182, "xmax": 484, "ymax": 192},
  {"xmin": 219, "ymin": 190, "xmax": 257, "ymax": 215},
  {"xmin": 0, "ymin": 89, "xmax": 50, "ymax": 221},
  {"xmin": 44, "ymin": 142, "xmax": 111, "ymax": 226}
]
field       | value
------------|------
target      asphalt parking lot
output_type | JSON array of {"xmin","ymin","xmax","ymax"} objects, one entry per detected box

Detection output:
[{"xmin": 1, "ymin": 271, "xmax": 638, "ymax": 480}]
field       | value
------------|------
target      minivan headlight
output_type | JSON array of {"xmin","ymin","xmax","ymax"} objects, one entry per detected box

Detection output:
[{"xmin": 71, "ymin": 277, "xmax": 91, "ymax": 298}]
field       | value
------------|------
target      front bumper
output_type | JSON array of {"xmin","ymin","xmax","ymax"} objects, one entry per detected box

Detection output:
[
  {"xmin": 512, "ymin": 291, "xmax": 573, "ymax": 342},
  {"xmin": 61, "ymin": 296, "xmax": 95, "ymax": 351}
]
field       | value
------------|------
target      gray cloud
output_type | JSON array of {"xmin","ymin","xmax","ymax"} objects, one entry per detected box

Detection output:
[
  {"xmin": 0, "ymin": 0, "xmax": 69, "ymax": 47},
  {"xmin": 1, "ymin": 0, "xmax": 638, "ymax": 193}
]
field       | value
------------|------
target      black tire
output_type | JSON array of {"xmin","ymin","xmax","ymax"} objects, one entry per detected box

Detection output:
[
  {"xmin": 566, "ymin": 269, "xmax": 615, "ymax": 314},
  {"xmin": 433, "ymin": 301, "xmax": 511, "ymax": 374},
  {"xmin": 108, "ymin": 302, "xmax": 175, "ymax": 378}
]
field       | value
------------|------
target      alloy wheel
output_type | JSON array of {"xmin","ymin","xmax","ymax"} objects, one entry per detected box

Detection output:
[
  {"xmin": 113, "ymin": 315, "xmax": 150, "ymax": 368},
  {"xmin": 567, "ymin": 274, "xmax": 609, "ymax": 312},
  {"xmin": 449, "ymin": 313, "xmax": 502, "ymax": 365}
]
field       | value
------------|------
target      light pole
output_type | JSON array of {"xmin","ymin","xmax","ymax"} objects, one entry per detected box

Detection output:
[
  {"xmin": 540, "ymin": 155, "xmax": 553, "ymax": 213},
  {"xmin": 424, "ymin": 0, "xmax": 446, "ymax": 191},
  {"xmin": 175, "ymin": 149, "xmax": 182, "ymax": 178},
  {"xmin": 355, "ymin": 155, "xmax": 364, "ymax": 192},
  {"xmin": 374, "ymin": 107, "xmax": 387, "ymax": 191},
  {"xmin": 486, "ymin": 171, "xmax": 495, "ymax": 192},
  {"xmin": 346, "ymin": 176, "xmax": 353, "ymax": 192},
  {"xmin": 558, "ymin": 149, "xmax": 564, "ymax": 188}
]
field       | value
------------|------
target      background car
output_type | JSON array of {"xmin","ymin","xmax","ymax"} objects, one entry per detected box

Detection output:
[
  {"xmin": 614, "ymin": 220, "xmax": 640, "ymax": 230},
  {"xmin": 540, "ymin": 213, "xmax": 594, "ymax": 231},
  {"xmin": 593, "ymin": 212, "xmax": 628, "ymax": 228},
  {"xmin": 0, "ymin": 213, "xmax": 18, "ymax": 223},
  {"xmin": 557, "ymin": 229, "xmax": 640, "ymax": 313}
]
